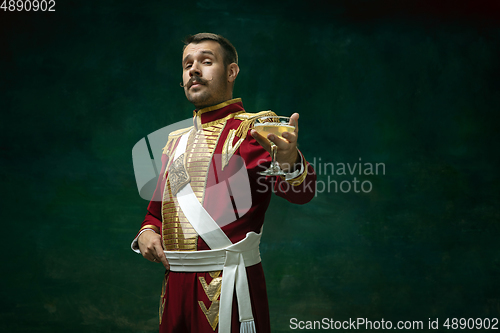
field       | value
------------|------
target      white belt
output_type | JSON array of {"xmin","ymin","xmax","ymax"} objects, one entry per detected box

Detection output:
[
  {"xmin": 164, "ymin": 231, "xmax": 262, "ymax": 333},
  {"xmin": 164, "ymin": 232, "xmax": 261, "ymax": 272}
]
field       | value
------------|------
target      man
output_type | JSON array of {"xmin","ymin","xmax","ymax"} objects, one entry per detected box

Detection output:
[{"xmin": 131, "ymin": 33, "xmax": 316, "ymax": 333}]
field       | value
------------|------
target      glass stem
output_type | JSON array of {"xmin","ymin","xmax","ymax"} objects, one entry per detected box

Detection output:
[{"xmin": 271, "ymin": 143, "xmax": 278, "ymax": 168}]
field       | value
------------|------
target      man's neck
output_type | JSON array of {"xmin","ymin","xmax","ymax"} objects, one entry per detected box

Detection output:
[{"xmin": 193, "ymin": 94, "xmax": 233, "ymax": 111}]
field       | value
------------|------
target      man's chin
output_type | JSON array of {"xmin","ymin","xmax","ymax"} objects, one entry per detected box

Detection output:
[{"xmin": 186, "ymin": 93, "xmax": 211, "ymax": 109}]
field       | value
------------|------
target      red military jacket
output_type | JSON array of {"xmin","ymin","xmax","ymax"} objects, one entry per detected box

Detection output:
[{"xmin": 135, "ymin": 98, "xmax": 316, "ymax": 251}]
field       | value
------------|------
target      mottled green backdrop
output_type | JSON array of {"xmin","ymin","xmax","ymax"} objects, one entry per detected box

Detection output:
[{"xmin": 1, "ymin": 1, "xmax": 499, "ymax": 332}]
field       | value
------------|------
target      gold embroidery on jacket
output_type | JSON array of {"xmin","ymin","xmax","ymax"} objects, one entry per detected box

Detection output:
[
  {"xmin": 161, "ymin": 121, "xmax": 226, "ymax": 251},
  {"xmin": 139, "ymin": 224, "xmax": 160, "ymax": 234},
  {"xmin": 209, "ymin": 270, "xmax": 221, "ymax": 279},
  {"xmin": 234, "ymin": 110, "xmax": 277, "ymax": 140},
  {"xmin": 198, "ymin": 271, "xmax": 222, "ymax": 330},
  {"xmin": 221, "ymin": 129, "xmax": 244, "ymax": 171},
  {"xmin": 169, "ymin": 153, "xmax": 190, "ymax": 196},
  {"xmin": 195, "ymin": 98, "xmax": 242, "ymax": 116},
  {"xmin": 198, "ymin": 300, "xmax": 219, "ymax": 331},
  {"xmin": 201, "ymin": 111, "xmax": 244, "ymax": 129},
  {"xmin": 199, "ymin": 276, "xmax": 222, "ymax": 301},
  {"xmin": 187, "ymin": 122, "xmax": 226, "ymax": 204},
  {"xmin": 159, "ymin": 272, "xmax": 169, "ymax": 325},
  {"xmin": 162, "ymin": 163, "xmax": 198, "ymax": 251},
  {"xmin": 161, "ymin": 130, "xmax": 198, "ymax": 251},
  {"xmin": 279, "ymin": 154, "xmax": 309, "ymax": 186}
]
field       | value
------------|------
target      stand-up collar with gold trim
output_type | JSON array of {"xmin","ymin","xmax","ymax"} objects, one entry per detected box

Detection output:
[{"xmin": 193, "ymin": 98, "xmax": 244, "ymax": 128}]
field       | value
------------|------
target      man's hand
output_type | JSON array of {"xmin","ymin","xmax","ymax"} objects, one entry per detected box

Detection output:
[
  {"xmin": 138, "ymin": 230, "xmax": 170, "ymax": 270},
  {"xmin": 250, "ymin": 112, "xmax": 300, "ymax": 172}
]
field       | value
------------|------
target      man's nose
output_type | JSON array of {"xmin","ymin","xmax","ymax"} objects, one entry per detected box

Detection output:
[{"xmin": 189, "ymin": 61, "xmax": 202, "ymax": 77}]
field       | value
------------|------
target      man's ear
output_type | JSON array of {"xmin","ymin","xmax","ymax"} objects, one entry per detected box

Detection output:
[{"xmin": 227, "ymin": 63, "xmax": 240, "ymax": 83}]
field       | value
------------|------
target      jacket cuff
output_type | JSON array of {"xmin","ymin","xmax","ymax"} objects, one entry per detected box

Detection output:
[
  {"xmin": 130, "ymin": 225, "xmax": 160, "ymax": 253},
  {"xmin": 282, "ymin": 150, "xmax": 308, "ymax": 186}
]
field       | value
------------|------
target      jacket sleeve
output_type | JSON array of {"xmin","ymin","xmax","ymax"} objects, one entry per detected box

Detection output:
[{"xmin": 273, "ymin": 149, "xmax": 317, "ymax": 204}]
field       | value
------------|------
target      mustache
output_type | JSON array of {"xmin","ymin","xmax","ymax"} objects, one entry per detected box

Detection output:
[{"xmin": 180, "ymin": 76, "xmax": 212, "ymax": 88}]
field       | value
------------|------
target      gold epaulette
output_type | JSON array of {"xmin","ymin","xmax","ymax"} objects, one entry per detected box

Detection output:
[
  {"xmin": 162, "ymin": 126, "xmax": 193, "ymax": 155},
  {"xmin": 234, "ymin": 110, "xmax": 277, "ymax": 139}
]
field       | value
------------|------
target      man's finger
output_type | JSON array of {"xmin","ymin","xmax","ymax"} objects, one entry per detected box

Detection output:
[
  {"xmin": 250, "ymin": 129, "xmax": 271, "ymax": 152},
  {"xmin": 268, "ymin": 134, "xmax": 294, "ymax": 150},
  {"xmin": 160, "ymin": 255, "xmax": 170, "ymax": 270},
  {"xmin": 281, "ymin": 131, "xmax": 297, "ymax": 144},
  {"xmin": 155, "ymin": 246, "xmax": 170, "ymax": 270},
  {"xmin": 290, "ymin": 113, "xmax": 299, "ymax": 134}
]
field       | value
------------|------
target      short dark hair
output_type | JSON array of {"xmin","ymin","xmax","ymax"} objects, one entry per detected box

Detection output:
[{"xmin": 183, "ymin": 33, "xmax": 238, "ymax": 67}]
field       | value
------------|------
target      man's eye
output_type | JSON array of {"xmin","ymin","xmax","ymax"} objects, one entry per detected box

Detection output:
[
  {"xmin": 185, "ymin": 64, "xmax": 192, "ymax": 69},
  {"xmin": 203, "ymin": 60, "xmax": 212, "ymax": 65}
]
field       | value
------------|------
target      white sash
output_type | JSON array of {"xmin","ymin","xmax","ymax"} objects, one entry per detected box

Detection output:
[
  {"xmin": 177, "ymin": 184, "xmax": 232, "ymax": 249},
  {"xmin": 170, "ymin": 130, "xmax": 257, "ymax": 333}
]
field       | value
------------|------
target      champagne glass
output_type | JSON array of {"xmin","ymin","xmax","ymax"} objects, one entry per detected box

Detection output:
[{"xmin": 253, "ymin": 116, "xmax": 295, "ymax": 176}]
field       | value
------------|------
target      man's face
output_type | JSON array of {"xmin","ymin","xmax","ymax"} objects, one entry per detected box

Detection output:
[{"xmin": 182, "ymin": 40, "xmax": 230, "ymax": 109}]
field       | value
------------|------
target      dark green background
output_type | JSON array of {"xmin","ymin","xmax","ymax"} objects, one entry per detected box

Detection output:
[{"xmin": 1, "ymin": 1, "xmax": 499, "ymax": 332}]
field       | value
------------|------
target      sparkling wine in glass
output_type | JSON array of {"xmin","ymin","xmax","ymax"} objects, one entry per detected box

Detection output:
[{"xmin": 253, "ymin": 116, "xmax": 295, "ymax": 176}]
